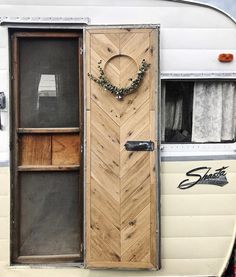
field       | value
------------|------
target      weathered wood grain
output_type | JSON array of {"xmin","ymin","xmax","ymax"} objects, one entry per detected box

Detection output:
[
  {"xmin": 18, "ymin": 128, "xmax": 80, "ymax": 134},
  {"xmin": 18, "ymin": 165, "xmax": 80, "ymax": 171},
  {"xmin": 86, "ymin": 28, "xmax": 158, "ymax": 269},
  {"xmin": 52, "ymin": 134, "xmax": 80, "ymax": 165},
  {"xmin": 19, "ymin": 135, "xmax": 52, "ymax": 165}
]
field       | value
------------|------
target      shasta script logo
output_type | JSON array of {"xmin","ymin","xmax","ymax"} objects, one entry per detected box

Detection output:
[{"xmin": 178, "ymin": 166, "xmax": 229, "ymax": 190}]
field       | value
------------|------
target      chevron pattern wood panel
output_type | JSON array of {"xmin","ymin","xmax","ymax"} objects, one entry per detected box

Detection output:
[{"xmin": 86, "ymin": 28, "xmax": 159, "ymax": 269}]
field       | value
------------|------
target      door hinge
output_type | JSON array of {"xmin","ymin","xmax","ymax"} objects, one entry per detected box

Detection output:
[{"xmin": 80, "ymin": 47, "xmax": 83, "ymax": 55}]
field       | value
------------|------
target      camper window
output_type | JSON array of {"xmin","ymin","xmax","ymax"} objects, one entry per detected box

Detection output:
[{"xmin": 162, "ymin": 81, "xmax": 236, "ymax": 144}]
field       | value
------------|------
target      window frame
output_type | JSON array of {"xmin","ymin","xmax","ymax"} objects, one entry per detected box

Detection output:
[{"xmin": 160, "ymin": 79, "xmax": 236, "ymax": 160}]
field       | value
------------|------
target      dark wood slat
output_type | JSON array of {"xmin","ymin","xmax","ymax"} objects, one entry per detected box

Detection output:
[
  {"xmin": 18, "ymin": 165, "xmax": 80, "ymax": 171},
  {"xmin": 17, "ymin": 254, "xmax": 82, "ymax": 264},
  {"xmin": 11, "ymin": 30, "xmax": 20, "ymax": 263},
  {"xmin": 13, "ymin": 32, "xmax": 81, "ymax": 38},
  {"xmin": 78, "ymin": 36, "xmax": 84, "ymax": 259},
  {"xmin": 18, "ymin": 128, "xmax": 80, "ymax": 134}
]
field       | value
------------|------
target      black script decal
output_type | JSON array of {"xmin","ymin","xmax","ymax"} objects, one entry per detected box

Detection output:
[{"xmin": 178, "ymin": 166, "xmax": 229, "ymax": 190}]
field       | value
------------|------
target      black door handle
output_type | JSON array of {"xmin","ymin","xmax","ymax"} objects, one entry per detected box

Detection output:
[{"xmin": 124, "ymin": 141, "xmax": 154, "ymax": 151}]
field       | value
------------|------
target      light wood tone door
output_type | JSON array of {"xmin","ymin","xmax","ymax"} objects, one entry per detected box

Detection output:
[{"xmin": 85, "ymin": 27, "xmax": 159, "ymax": 269}]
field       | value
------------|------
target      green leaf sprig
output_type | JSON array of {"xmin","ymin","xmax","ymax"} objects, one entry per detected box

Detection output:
[{"xmin": 88, "ymin": 59, "xmax": 150, "ymax": 100}]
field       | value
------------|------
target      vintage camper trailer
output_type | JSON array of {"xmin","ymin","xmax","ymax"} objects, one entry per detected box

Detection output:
[{"xmin": 0, "ymin": 0, "xmax": 235, "ymax": 276}]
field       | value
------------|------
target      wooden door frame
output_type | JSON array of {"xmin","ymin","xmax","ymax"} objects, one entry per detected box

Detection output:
[
  {"xmin": 10, "ymin": 30, "xmax": 84, "ymax": 264},
  {"xmin": 83, "ymin": 24, "xmax": 161, "ymax": 269}
]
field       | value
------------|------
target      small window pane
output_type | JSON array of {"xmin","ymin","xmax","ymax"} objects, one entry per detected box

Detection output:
[
  {"xmin": 162, "ymin": 81, "xmax": 193, "ymax": 142},
  {"xmin": 19, "ymin": 38, "xmax": 79, "ymax": 128},
  {"xmin": 162, "ymin": 81, "xmax": 236, "ymax": 143},
  {"xmin": 19, "ymin": 172, "xmax": 81, "ymax": 256}
]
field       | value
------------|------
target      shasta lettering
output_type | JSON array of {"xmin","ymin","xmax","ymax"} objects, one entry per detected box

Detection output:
[{"xmin": 178, "ymin": 166, "xmax": 229, "ymax": 190}]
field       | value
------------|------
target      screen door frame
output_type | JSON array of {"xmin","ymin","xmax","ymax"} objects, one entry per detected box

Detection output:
[{"xmin": 10, "ymin": 30, "xmax": 84, "ymax": 264}]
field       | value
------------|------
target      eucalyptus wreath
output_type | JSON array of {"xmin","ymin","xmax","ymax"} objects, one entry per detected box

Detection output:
[{"xmin": 88, "ymin": 59, "xmax": 150, "ymax": 100}]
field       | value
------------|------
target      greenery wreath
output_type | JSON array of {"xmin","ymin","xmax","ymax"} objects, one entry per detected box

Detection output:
[{"xmin": 88, "ymin": 59, "xmax": 150, "ymax": 100}]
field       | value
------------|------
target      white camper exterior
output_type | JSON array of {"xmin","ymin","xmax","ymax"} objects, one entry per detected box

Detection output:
[{"xmin": 0, "ymin": 0, "xmax": 236, "ymax": 276}]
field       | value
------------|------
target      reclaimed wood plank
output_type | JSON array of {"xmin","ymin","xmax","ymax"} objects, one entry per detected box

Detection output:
[
  {"xmin": 18, "ymin": 165, "xmax": 80, "ymax": 171},
  {"xmin": 19, "ymin": 134, "xmax": 52, "ymax": 166},
  {"xmin": 52, "ymin": 134, "xmax": 80, "ymax": 165},
  {"xmin": 86, "ymin": 28, "xmax": 158, "ymax": 269},
  {"xmin": 18, "ymin": 128, "xmax": 80, "ymax": 134}
]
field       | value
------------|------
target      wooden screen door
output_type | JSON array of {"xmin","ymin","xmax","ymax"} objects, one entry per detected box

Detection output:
[
  {"xmin": 11, "ymin": 32, "xmax": 83, "ymax": 263},
  {"xmin": 85, "ymin": 26, "xmax": 159, "ymax": 269}
]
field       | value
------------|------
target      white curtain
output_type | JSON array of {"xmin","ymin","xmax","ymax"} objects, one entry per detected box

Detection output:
[
  {"xmin": 192, "ymin": 82, "xmax": 236, "ymax": 142},
  {"xmin": 165, "ymin": 98, "xmax": 183, "ymax": 130}
]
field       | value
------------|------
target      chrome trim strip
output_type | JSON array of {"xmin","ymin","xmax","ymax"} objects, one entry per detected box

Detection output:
[
  {"xmin": 82, "ymin": 25, "xmax": 87, "ymax": 265},
  {"xmin": 0, "ymin": 16, "xmax": 90, "ymax": 25},
  {"xmin": 161, "ymin": 155, "xmax": 236, "ymax": 162},
  {"xmin": 156, "ymin": 25, "xmax": 161, "ymax": 270},
  {"xmin": 161, "ymin": 72, "xmax": 236, "ymax": 80},
  {"xmin": 84, "ymin": 24, "xmax": 160, "ymax": 30}
]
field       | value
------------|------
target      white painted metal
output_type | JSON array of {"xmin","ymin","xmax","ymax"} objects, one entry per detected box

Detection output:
[
  {"xmin": 0, "ymin": 0, "xmax": 235, "ymax": 161},
  {"xmin": 0, "ymin": 1, "xmax": 235, "ymax": 276}
]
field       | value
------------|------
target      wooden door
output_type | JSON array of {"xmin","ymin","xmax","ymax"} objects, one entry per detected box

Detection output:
[
  {"xmin": 11, "ymin": 32, "xmax": 83, "ymax": 263},
  {"xmin": 85, "ymin": 27, "xmax": 159, "ymax": 269}
]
